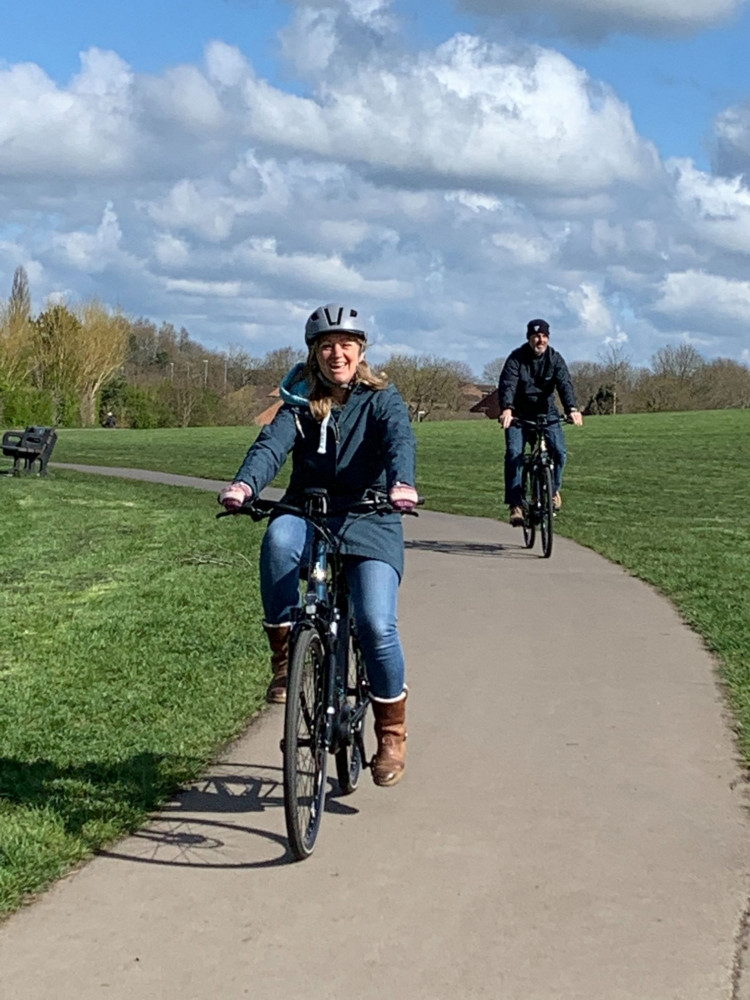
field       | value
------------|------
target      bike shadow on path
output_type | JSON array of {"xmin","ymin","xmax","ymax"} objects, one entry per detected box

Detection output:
[
  {"xmin": 98, "ymin": 761, "xmax": 359, "ymax": 870},
  {"xmin": 1, "ymin": 753, "xmax": 353, "ymax": 872},
  {"xmin": 405, "ymin": 538, "xmax": 530, "ymax": 558}
]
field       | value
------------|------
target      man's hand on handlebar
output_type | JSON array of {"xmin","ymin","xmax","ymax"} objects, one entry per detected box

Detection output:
[{"xmin": 218, "ymin": 481, "xmax": 253, "ymax": 510}]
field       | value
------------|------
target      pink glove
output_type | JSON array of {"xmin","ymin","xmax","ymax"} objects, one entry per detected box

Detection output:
[
  {"xmin": 218, "ymin": 481, "xmax": 253, "ymax": 510},
  {"xmin": 389, "ymin": 483, "xmax": 419, "ymax": 512}
]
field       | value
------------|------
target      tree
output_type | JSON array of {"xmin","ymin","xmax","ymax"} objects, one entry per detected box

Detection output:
[
  {"xmin": 598, "ymin": 343, "xmax": 634, "ymax": 415},
  {"xmin": 0, "ymin": 266, "xmax": 34, "ymax": 389},
  {"xmin": 698, "ymin": 358, "xmax": 750, "ymax": 409},
  {"xmin": 382, "ymin": 354, "xmax": 471, "ymax": 420},
  {"xmin": 32, "ymin": 300, "xmax": 129, "ymax": 425},
  {"xmin": 9, "ymin": 266, "xmax": 31, "ymax": 327},
  {"xmin": 652, "ymin": 343, "xmax": 704, "ymax": 381},
  {"xmin": 160, "ymin": 363, "xmax": 206, "ymax": 427},
  {"xmin": 249, "ymin": 346, "xmax": 305, "ymax": 388},
  {"xmin": 75, "ymin": 302, "xmax": 131, "ymax": 425},
  {"xmin": 569, "ymin": 360, "xmax": 605, "ymax": 414},
  {"xmin": 223, "ymin": 345, "xmax": 262, "ymax": 392},
  {"xmin": 32, "ymin": 303, "xmax": 82, "ymax": 421},
  {"xmin": 648, "ymin": 344, "xmax": 705, "ymax": 411},
  {"xmin": 481, "ymin": 357, "xmax": 506, "ymax": 385}
]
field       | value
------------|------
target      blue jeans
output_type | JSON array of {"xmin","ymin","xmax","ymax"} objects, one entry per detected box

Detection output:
[
  {"xmin": 504, "ymin": 421, "xmax": 566, "ymax": 506},
  {"xmin": 260, "ymin": 514, "xmax": 406, "ymax": 700}
]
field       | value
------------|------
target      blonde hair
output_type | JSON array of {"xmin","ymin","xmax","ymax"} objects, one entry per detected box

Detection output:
[{"xmin": 304, "ymin": 344, "xmax": 389, "ymax": 422}]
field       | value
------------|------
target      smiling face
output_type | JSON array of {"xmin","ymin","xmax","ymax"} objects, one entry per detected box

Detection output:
[
  {"xmin": 528, "ymin": 330, "xmax": 549, "ymax": 357},
  {"xmin": 315, "ymin": 332, "xmax": 364, "ymax": 385}
]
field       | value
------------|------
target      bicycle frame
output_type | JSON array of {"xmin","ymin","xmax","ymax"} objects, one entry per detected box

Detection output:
[
  {"xmin": 218, "ymin": 486, "xmax": 418, "ymax": 858},
  {"xmin": 514, "ymin": 415, "xmax": 557, "ymax": 558},
  {"xmin": 219, "ymin": 488, "xmax": 392, "ymax": 757},
  {"xmin": 520, "ymin": 416, "xmax": 554, "ymax": 470},
  {"xmin": 295, "ymin": 489, "xmax": 368, "ymax": 761}
]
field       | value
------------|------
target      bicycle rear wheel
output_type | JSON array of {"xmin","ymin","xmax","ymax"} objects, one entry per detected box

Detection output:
[
  {"xmin": 538, "ymin": 464, "xmax": 554, "ymax": 559},
  {"xmin": 283, "ymin": 627, "xmax": 328, "ymax": 860},
  {"xmin": 521, "ymin": 463, "xmax": 536, "ymax": 549},
  {"xmin": 335, "ymin": 634, "xmax": 369, "ymax": 795}
]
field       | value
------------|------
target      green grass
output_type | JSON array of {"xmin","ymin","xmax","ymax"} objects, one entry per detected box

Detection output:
[
  {"xmin": 53, "ymin": 412, "xmax": 750, "ymax": 755},
  {"xmin": 2, "ymin": 410, "xmax": 749, "ymax": 914},
  {"xmin": 416, "ymin": 411, "xmax": 750, "ymax": 758},
  {"xmin": 0, "ymin": 472, "xmax": 269, "ymax": 916},
  {"xmin": 53, "ymin": 426, "xmax": 261, "ymax": 480}
]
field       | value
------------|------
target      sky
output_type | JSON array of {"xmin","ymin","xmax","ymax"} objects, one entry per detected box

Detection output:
[{"xmin": 2, "ymin": 0, "xmax": 750, "ymax": 374}]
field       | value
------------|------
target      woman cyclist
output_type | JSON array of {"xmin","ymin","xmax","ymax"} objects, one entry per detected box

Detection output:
[{"xmin": 218, "ymin": 304, "xmax": 418, "ymax": 787}]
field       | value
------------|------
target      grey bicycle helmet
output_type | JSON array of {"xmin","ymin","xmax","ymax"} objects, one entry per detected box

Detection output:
[{"xmin": 304, "ymin": 304, "xmax": 367, "ymax": 346}]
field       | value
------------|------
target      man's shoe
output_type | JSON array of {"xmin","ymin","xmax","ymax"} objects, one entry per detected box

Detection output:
[
  {"xmin": 509, "ymin": 506, "xmax": 524, "ymax": 527},
  {"xmin": 552, "ymin": 492, "xmax": 562, "ymax": 511}
]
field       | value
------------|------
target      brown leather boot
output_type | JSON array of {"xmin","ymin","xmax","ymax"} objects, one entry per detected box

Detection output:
[
  {"xmin": 371, "ymin": 691, "xmax": 407, "ymax": 787},
  {"xmin": 263, "ymin": 622, "xmax": 291, "ymax": 704}
]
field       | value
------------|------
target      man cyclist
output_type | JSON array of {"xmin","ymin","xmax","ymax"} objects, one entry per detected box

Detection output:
[{"xmin": 498, "ymin": 318, "xmax": 583, "ymax": 527}]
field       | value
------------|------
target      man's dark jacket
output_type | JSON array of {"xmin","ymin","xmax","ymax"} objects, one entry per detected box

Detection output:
[{"xmin": 498, "ymin": 343, "xmax": 577, "ymax": 421}]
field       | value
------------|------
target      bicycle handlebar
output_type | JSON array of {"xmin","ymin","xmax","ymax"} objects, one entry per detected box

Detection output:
[
  {"xmin": 216, "ymin": 491, "xmax": 424, "ymax": 521},
  {"xmin": 510, "ymin": 414, "xmax": 573, "ymax": 429}
]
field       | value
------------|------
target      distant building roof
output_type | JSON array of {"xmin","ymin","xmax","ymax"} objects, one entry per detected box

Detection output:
[
  {"xmin": 469, "ymin": 387, "xmax": 501, "ymax": 420},
  {"xmin": 254, "ymin": 399, "xmax": 283, "ymax": 426}
]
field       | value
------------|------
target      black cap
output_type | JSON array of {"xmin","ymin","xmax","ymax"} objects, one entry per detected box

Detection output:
[{"xmin": 526, "ymin": 318, "xmax": 550, "ymax": 337}]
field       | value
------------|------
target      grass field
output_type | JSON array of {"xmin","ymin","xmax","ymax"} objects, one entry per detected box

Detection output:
[
  {"xmin": 54, "ymin": 411, "xmax": 750, "ymax": 736},
  {"xmin": 0, "ymin": 473, "xmax": 269, "ymax": 916},
  {"xmin": 55, "ymin": 411, "xmax": 750, "ymax": 740},
  {"xmin": 1, "ymin": 409, "xmax": 748, "ymax": 915}
]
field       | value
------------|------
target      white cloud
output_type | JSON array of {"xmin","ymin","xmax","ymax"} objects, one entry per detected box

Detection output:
[
  {"xmin": 653, "ymin": 270, "xmax": 750, "ymax": 325},
  {"xmin": 712, "ymin": 103, "xmax": 750, "ymax": 180},
  {"xmin": 0, "ymin": 51, "xmax": 136, "ymax": 178},
  {"xmin": 566, "ymin": 282, "xmax": 616, "ymax": 337},
  {"xmin": 491, "ymin": 231, "xmax": 557, "ymax": 264},
  {"xmin": 454, "ymin": 0, "xmax": 744, "ymax": 39},
  {"xmin": 233, "ymin": 237, "xmax": 413, "ymax": 298},
  {"xmin": 247, "ymin": 34, "xmax": 659, "ymax": 195},
  {"xmin": 53, "ymin": 202, "xmax": 129, "ymax": 272},
  {"xmin": 280, "ymin": 8, "xmax": 339, "ymax": 76},
  {"xmin": 0, "ymin": 17, "xmax": 748, "ymax": 370},
  {"xmin": 671, "ymin": 159, "xmax": 750, "ymax": 255},
  {"xmin": 204, "ymin": 40, "xmax": 250, "ymax": 89},
  {"xmin": 164, "ymin": 278, "xmax": 246, "ymax": 297},
  {"xmin": 140, "ymin": 65, "xmax": 226, "ymax": 131},
  {"xmin": 152, "ymin": 233, "xmax": 191, "ymax": 268},
  {"xmin": 145, "ymin": 180, "xmax": 240, "ymax": 241}
]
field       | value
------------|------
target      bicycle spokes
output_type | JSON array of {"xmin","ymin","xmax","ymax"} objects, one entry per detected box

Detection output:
[{"xmin": 283, "ymin": 630, "xmax": 328, "ymax": 860}]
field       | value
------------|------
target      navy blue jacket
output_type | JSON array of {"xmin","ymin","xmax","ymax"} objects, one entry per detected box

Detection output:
[
  {"xmin": 498, "ymin": 343, "xmax": 578, "ymax": 421},
  {"xmin": 233, "ymin": 366, "xmax": 416, "ymax": 578}
]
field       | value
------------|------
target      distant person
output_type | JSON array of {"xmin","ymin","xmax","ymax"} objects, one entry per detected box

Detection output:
[
  {"xmin": 498, "ymin": 319, "xmax": 582, "ymax": 526},
  {"xmin": 103, "ymin": 411, "xmax": 117, "ymax": 428},
  {"xmin": 218, "ymin": 303, "xmax": 418, "ymax": 787}
]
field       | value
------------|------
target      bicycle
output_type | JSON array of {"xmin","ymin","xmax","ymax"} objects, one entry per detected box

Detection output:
[
  {"xmin": 513, "ymin": 415, "xmax": 562, "ymax": 559},
  {"xmin": 218, "ymin": 487, "xmax": 417, "ymax": 860}
]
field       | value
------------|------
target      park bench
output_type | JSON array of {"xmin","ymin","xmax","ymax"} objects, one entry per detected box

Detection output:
[{"xmin": 1, "ymin": 426, "xmax": 57, "ymax": 476}]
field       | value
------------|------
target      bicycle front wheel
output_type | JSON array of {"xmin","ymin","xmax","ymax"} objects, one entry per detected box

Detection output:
[
  {"xmin": 538, "ymin": 464, "xmax": 554, "ymax": 559},
  {"xmin": 335, "ymin": 635, "xmax": 369, "ymax": 795},
  {"xmin": 283, "ymin": 627, "xmax": 328, "ymax": 860},
  {"xmin": 521, "ymin": 463, "xmax": 536, "ymax": 550}
]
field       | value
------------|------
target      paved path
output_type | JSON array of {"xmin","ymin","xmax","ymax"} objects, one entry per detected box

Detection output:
[{"xmin": 2, "ymin": 464, "xmax": 749, "ymax": 999}]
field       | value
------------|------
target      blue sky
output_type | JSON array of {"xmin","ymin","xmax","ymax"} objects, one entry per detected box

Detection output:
[{"xmin": 2, "ymin": 0, "xmax": 750, "ymax": 372}]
